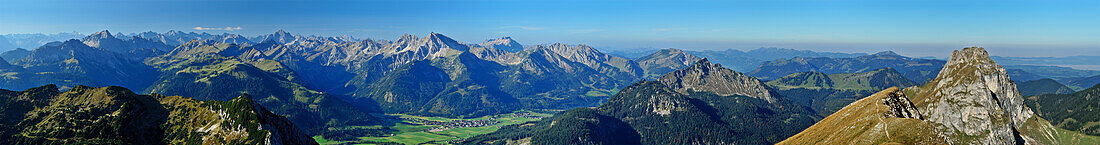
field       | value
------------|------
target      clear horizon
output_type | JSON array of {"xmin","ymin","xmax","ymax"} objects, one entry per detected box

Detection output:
[{"xmin": 2, "ymin": 0, "xmax": 1098, "ymax": 58}]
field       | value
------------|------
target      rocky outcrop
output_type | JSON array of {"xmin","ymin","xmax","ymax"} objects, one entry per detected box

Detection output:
[
  {"xmin": 657, "ymin": 58, "xmax": 778, "ymax": 103},
  {"xmin": 882, "ymin": 89, "xmax": 921, "ymax": 119}
]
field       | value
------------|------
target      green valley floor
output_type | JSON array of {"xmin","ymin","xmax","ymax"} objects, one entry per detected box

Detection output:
[{"xmin": 314, "ymin": 110, "xmax": 555, "ymax": 145}]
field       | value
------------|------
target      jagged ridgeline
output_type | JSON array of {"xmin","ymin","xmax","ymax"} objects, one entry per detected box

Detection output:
[
  {"xmin": 0, "ymin": 85, "xmax": 316, "ymax": 145},
  {"xmin": 463, "ymin": 59, "xmax": 821, "ymax": 145},
  {"xmin": 0, "ymin": 30, "xmax": 708, "ymax": 139},
  {"xmin": 780, "ymin": 47, "xmax": 1100, "ymax": 144}
]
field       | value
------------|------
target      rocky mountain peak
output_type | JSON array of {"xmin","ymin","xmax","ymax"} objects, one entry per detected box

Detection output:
[
  {"xmin": 88, "ymin": 30, "xmax": 116, "ymax": 39},
  {"xmin": 912, "ymin": 46, "xmax": 1048, "ymax": 144},
  {"xmin": 261, "ymin": 29, "xmax": 298, "ymax": 44},
  {"xmin": 417, "ymin": 32, "xmax": 467, "ymax": 52},
  {"xmin": 943, "ymin": 47, "xmax": 994, "ymax": 68},
  {"xmin": 656, "ymin": 58, "xmax": 778, "ymax": 103},
  {"xmin": 426, "ymin": 32, "xmax": 444, "ymax": 38},
  {"xmin": 274, "ymin": 29, "xmax": 289, "ymax": 35},
  {"xmin": 81, "ymin": 30, "xmax": 123, "ymax": 48},
  {"xmin": 397, "ymin": 34, "xmax": 417, "ymax": 41},
  {"xmin": 425, "ymin": 32, "xmax": 459, "ymax": 44},
  {"xmin": 165, "ymin": 30, "xmax": 180, "ymax": 35}
]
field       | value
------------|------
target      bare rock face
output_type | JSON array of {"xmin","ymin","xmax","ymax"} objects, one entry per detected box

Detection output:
[
  {"xmin": 656, "ymin": 58, "xmax": 777, "ymax": 103},
  {"xmin": 911, "ymin": 47, "xmax": 1050, "ymax": 144},
  {"xmin": 882, "ymin": 89, "xmax": 922, "ymax": 119}
]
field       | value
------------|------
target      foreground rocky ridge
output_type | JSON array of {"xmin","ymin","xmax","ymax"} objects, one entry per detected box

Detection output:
[
  {"xmin": 0, "ymin": 84, "xmax": 316, "ymax": 145},
  {"xmin": 781, "ymin": 47, "xmax": 1099, "ymax": 144},
  {"xmin": 911, "ymin": 47, "xmax": 1039, "ymax": 144}
]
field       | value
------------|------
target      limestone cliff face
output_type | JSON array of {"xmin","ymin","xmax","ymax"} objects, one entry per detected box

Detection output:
[
  {"xmin": 656, "ymin": 58, "xmax": 778, "ymax": 103},
  {"xmin": 909, "ymin": 47, "xmax": 1050, "ymax": 144}
]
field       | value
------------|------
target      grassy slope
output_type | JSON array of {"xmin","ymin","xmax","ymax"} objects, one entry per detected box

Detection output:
[{"xmin": 778, "ymin": 88, "xmax": 948, "ymax": 145}]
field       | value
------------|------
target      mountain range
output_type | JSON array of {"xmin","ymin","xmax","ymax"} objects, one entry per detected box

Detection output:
[
  {"xmin": 749, "ymin": 51, "xmax": 945, "ymax": 83},
  {"xmin": 463, "ymin": 59, "xmax": 821, "ymax": 144},
  {"xmin": 4, "ymin": 29, "xmax": 1100, "ymax": 144},
  {"xmin": 607, "ymin": 47, "xmax": 869, "ymax": 72},
  {"xmin": 0, "ymin": 30, "xmax": 709, "ymax": 141}
]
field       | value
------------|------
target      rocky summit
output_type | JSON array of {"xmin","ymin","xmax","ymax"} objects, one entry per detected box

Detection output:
[
  {"xmin": 657, "ymin": 58, "xmax": 778, "ymax": 103},
  {"xmin": 913, "ymin": 47, "xmax": 1040, "ymax": 144},
  {"xmin": 781, "ymin": 47, "xmax": 1098, "ymax": 145}
]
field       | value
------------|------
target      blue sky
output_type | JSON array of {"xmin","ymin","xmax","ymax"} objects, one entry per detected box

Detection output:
[{"xmin": 1, "ymin": 0, "xmax": 1098, "ymax": 57}]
